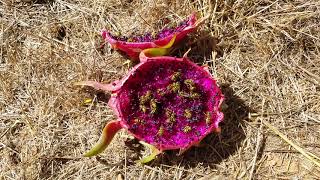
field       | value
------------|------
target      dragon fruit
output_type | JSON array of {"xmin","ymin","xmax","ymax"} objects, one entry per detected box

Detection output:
[
  {"xmin": 103, "ymin": 13, "xmax": 208, "ymax": 60},
  {"xmin": 77, "ymin": 49, "xmax": 224, "ymax": 163}
]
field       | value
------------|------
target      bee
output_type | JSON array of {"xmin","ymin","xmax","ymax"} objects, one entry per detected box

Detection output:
[
  {"xmin": 157, "ymin": 125, "xmax": 164, "ymax": 136},
  {"xmin": 184, "ymin": 79, "xmax": 196, "ymax": 91},
  {"xmin": 140, "ymin": 105, "xmax": 147, "ymax": 113},
  {"xmin": 183, "ymin": 125, "xmax": 192, "ymax": 133},
  {"xmin": 178, "ymin": 91, "xmax": 189, "ymax": 97},
  {"xmin": 139, "ymin": 90, "xmax": 152, "ymax": 104},
  {"xmin": 205, "ymin": 111, "xmax": 211, "ymax": 124},
  {"xmin": 150, "ymin": 98, "xmax": 158, "ymax": 114},
  {"xmin": 190, "ymin": 92, "xmax": 200, "ymax": 99},
  {"xmin": 165, "ymin": 108, "xmax": 176, "ymax": 123},
  {"xmin": 134, "ymin": 118, "xmax": 144, "ymax": 124},
  {"xmin": 145, "ymin": 90, "xmax": 152, "ymax": 98},
  {"xmin": 157, "ymin": 88, "xmax": 165, "ymax": 96},
  {"xmin": 184, "ymin": 109, "xmax": 192, "ymax": 119},
  {"xmin": 171, "ymin": 72, "xmax": 181, "ymax": 81},
  {"xmin": 167, "ymin": 82, "xmax": 180, "ymax": 93}
]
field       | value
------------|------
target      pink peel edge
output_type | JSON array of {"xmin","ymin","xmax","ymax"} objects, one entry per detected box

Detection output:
[{"xmin": 102, "ymin": 13, "xmax": 198, "ymax": 60}]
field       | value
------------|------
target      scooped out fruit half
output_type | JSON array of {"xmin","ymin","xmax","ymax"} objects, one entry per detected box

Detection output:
[
  {"xmin": 76, "ymin": 48, "xmax": 224, "ymax": 163},
  {"xmin": 103, "ymin": 13, "xmax": 209, "ymax": 60}
]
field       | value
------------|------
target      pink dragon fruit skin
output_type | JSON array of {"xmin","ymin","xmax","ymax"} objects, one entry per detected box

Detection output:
[
  {"xmin": 77, "ymin": 50, "xmax": 224, "ymax": 163},
  {"xmin": 103, "ymin": 13, "xmax": 207, "ymax": 60}
]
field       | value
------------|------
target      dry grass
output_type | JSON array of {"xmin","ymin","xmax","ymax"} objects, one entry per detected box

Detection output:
[{"xmin": 1, "ymin": 0, "xmax": 320, "ymax": 179}]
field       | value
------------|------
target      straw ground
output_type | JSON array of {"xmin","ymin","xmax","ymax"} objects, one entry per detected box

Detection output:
[{"xmin": 1, "ymin": 0, "xmax": 320, "ymax": 179}]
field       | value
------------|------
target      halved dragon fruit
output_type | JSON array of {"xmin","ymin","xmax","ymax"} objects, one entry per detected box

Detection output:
[
  {"xmin": 103, "ymin": 13, "xmax": 208, "ymax": 60},
  {"xmin": 77, "ymin": 49, "xmax": 224, "ymax": 163}
]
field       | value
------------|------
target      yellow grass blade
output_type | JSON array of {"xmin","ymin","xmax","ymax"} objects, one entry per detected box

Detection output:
[{"xmin": 263, "ymin": 120, "xmax": 320, "ymax": 168}]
